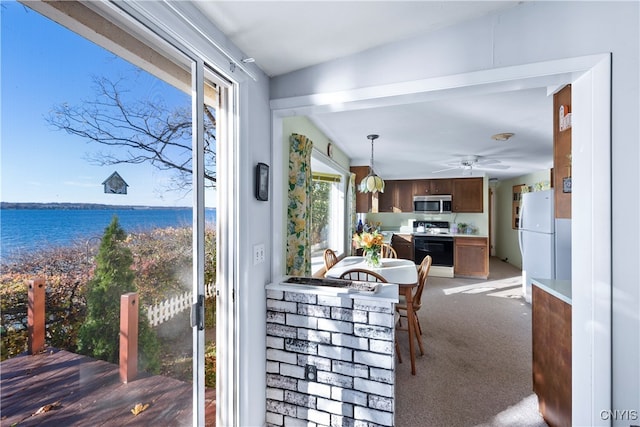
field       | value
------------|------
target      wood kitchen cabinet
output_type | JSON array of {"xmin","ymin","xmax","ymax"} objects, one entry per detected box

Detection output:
[
  {"xmin": 452, "ymin": 177, "xmax": 483, "ymax": 212},
  {"xmin": 355, "ymin": 174, "xmax": 483, "ymax": 213},
  {"xmin": 377, "ymin": 179, "xmax": 413, "ymax": 212},
  {"xmin": 381, "ymin": 178, "xmax": 454, "ymax": 212},
  {"xmin": 351, "ymin": 166, "xmax": 371, "ymax": 213},
  {"xmin": 532, "ymin": 284, "xmax": 572, "ymax": 427},
  {"xmin": 397, "ymin": 181, "xmax": 414, "ymax": 211},
  {"xmin": 391, "ymin": 233, "xmax": 414, "ymax": 260},
  {"xmin": 377, "ymin": 180, "xmax": 396, "ymax": 212},
  {"xmin": 454, "ymin": 236, "xmax": 488, "ymax": 278},
  {"xmin": 412, "ymin": 179, "xmax": 429, "ymax": 196},
  {"xmin": 413, "ymin": 179, "xmax": 452, "ymax": 196}
]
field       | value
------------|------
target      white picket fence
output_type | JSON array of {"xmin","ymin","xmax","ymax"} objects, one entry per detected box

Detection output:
[{"xmin": 145, "ymin": 282, "xmax": 215, "ymax": 327}]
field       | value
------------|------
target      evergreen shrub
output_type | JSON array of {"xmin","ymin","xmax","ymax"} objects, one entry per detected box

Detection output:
[{"xmin": 77, "ymin": 216, "xmax": 160, "ymax": 373}]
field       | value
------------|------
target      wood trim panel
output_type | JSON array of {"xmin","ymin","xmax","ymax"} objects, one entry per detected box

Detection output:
[
  {"xmin": 553, "ymin": 85, "xmax": 572, "ymax": 219},
  {"xmin": 532, "ymin": 285, "xmax": 572, "ymax": 427}
]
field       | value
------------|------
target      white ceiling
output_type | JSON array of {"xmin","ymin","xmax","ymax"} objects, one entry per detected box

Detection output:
[{"xmin": 195, "ymin": 1, "xmax": 557, "ymax": 182}]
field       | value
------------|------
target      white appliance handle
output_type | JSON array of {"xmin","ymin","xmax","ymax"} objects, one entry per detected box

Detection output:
[
  {"xmin": 519, "ymin": 193, "xmax": 526, "ymax": 231},
  {"xmin": 518, "ymin": 194, "xmax": 526, "ymax": 256},
  {"xmin": 518, "ymin": 228, "xmax": 524, "ymax": 257}
]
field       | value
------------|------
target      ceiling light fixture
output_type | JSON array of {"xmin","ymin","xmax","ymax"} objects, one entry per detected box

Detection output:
[
  {"xmin": 359, "ymin": 134, "xmax": 385, "ymax": 194},
  {"xmin": 491, "ymin": 132, "xmax": 515, "ymax": 141}
]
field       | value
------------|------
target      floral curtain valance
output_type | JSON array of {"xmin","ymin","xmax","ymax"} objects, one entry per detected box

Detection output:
[{"xmin": 286, "ymin": 133, "xmax": 313, "ymax": 276}]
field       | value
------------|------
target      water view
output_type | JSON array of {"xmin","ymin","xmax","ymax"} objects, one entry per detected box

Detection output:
[{"xmin": 1, "ymin": 205, "xmax": 216, "ymax": 261}]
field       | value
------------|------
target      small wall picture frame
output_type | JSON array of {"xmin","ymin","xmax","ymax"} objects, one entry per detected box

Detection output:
[
  {"xmin": 255, "ymin": 162, "xmax": 269, "ymax": 201},
  {"xmin": 562, "ymin": 177, "xmax": 572, "ymax": 193}
]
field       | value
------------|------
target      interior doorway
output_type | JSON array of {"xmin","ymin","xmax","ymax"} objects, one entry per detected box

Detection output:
[{"xmin": 272, "ymin": 54, "xmax": 612, "ymax": 425}]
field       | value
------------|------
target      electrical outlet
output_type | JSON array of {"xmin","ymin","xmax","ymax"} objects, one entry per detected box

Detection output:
[{"xmin": 253, "ymin": 243, "xmax": 265, "ymax": 265}]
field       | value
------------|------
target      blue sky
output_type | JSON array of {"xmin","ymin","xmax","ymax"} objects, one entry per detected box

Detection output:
[{"xmin": 1, "ymin": 1, "xmax": 207, "ymax": 207}]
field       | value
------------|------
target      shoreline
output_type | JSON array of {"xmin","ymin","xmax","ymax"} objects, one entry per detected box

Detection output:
[
  {"xmin": 1, "ymin": 202, "xmax": 198, "ymax": 210},
  {"xmin": 1, "ymin": 209, "xmax": 216, "ymax": 262}
]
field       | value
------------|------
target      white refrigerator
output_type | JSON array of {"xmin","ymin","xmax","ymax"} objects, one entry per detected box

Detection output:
[{"xmin": 518, "ymin": 189, "xmax": 556, "ymax": 303}]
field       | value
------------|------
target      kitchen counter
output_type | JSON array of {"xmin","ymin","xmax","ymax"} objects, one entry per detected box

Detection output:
[
  {"xmin": 531, "ymin": 278, "xmax": 571, "ymax": 305},
  {"xmin": 385, "ymin": 230, "xmax": 489, "ymax": 278},
  {"xmin": 450, "ymin": 233, "xmax": 488, "ymax": 238},
  {"xmin": 386, "ymin": 230, "xmax": 488, "ymax": 238},
  {"xmin": 380, "ymin": 231, "xmax": 393, "ymax": 244}
]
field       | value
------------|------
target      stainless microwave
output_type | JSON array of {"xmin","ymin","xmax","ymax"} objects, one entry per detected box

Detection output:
[{"xmin": 413, "ymin": 195, "xmax": 452, "ymax": 214}]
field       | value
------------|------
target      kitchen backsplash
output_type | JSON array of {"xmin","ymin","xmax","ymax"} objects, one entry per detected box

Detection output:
[{"xmin": 363, "ymin": 212, "xmax": 488, "ymax": 235}]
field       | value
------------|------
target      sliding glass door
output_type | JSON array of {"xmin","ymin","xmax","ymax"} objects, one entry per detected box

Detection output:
[{"xmin": 2, "ymin": 2, "xmax": 237, "ymax": 425}]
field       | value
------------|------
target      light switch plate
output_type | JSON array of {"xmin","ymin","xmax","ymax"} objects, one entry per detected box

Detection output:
[{"xmin": 253, "ymin": 243, "xmax": 265, "ymax": 265}]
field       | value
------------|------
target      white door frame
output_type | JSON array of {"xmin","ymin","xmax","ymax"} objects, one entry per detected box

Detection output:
[
  {"xmin": 570, "ymin": 56, "xmax": 612, "ymax": 426},
  {"xmin": 212, "ymin": 72, "xmax": 240, "ymax": 427},
  {"xmin": 191, "ymin": 59, "xmax": 206, "ymax": 427},
  {"xmin": 271, "ymin": 54, "xmax": 612, "ymax": 425}
]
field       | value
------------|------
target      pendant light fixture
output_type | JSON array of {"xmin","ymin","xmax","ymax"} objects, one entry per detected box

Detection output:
[{"xmin": 359, "ymin": 134, "xmax": 385, "ymax": 193}]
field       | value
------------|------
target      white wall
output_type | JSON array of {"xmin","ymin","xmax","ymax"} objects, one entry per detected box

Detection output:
[
  {"xmin": 236, "ymin": 75, "xmax": 271, "ymax": 427},
  {"xmin": 494, "ymin": 170, "xmax": 552, "ymax": 269},
  {"xmin": 271, "ymin": 2, "xmax": 639, "ymax": 425}
]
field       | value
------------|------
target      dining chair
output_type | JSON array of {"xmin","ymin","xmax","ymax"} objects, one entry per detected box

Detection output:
[
  {"xmin": 338, "ymin": 268, "xmax": 387, "ymax": 283},
  {"xmin": 380, "ymin": 243, "xmax": 397, "ymax": 259},
  {"xmin": 323, "ymin": 248, "xmax": 339, "ymax": 272},
  {"xmin": 396, "ymin": 255, "xmax": 432, "ymax": 336}
]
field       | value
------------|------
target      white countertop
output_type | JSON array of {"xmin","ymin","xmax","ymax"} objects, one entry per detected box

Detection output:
[
  {"xmin": 386, "ymin": 230, "xmax": 488, "ymax": 238},
  {"xmin": 267, "ymin": 276, "xmax": 399, "ymax": 303},
  {"xmin": 531, "ymin": 278, "xmax": 572, "ymax": 305},
  {"xmin": 428, "ymin": 233, "xmax": 488, "ymax": 238}
]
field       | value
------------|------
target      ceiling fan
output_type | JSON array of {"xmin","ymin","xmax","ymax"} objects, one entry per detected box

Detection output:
[{"xmin": 432, "ymin": 155, "xmax": 510, "ymax": 176}]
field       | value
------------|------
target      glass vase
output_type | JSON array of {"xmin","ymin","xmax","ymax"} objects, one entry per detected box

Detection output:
[{"xmin": 364, "ymin": 248, "xmax": 382, "ymax": 268}]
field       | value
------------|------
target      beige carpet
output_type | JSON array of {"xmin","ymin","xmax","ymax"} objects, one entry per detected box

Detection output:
[{"xmin": 394, "ymin": 257, "xmax": 548, "ymax": 427}]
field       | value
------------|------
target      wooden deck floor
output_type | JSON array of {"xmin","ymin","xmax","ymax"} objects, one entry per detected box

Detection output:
[{"xmin": 1, "ymin": 348, "xmax": 216, "ymax": 426}]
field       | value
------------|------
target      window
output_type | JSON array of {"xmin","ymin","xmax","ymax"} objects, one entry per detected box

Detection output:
[{"xmin": 310, "ymin": 156, "xmax": 346, "ymax": 274}]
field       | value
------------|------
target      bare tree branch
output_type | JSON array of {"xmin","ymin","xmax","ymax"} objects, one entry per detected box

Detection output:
[{"xmin": 47, "ymin": 76, "xmax": 217, "ymax": 191}]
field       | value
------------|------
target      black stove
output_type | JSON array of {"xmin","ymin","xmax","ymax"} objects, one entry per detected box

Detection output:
[{"xmin": 412, "ymin": 221, "xmax": 453, "ymax": 266}]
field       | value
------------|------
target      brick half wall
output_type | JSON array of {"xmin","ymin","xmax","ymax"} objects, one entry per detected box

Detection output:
[{"xmin": 266, "ymin": 288, "xmax": 396, "ymax": 426}]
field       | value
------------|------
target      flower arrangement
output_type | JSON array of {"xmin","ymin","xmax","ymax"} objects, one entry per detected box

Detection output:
[{"xmin": 353, "ymin": 230, "xmax": 384, "ymax": 268}]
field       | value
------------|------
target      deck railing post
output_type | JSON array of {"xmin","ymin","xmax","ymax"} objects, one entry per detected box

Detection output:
[
  {"xmin": 119, "ymin": 292, "xmax": 138, "ymax": 383},
  {"xmin": 27, "ymin": 278, "xmax": 46, "ymax": 354}
]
